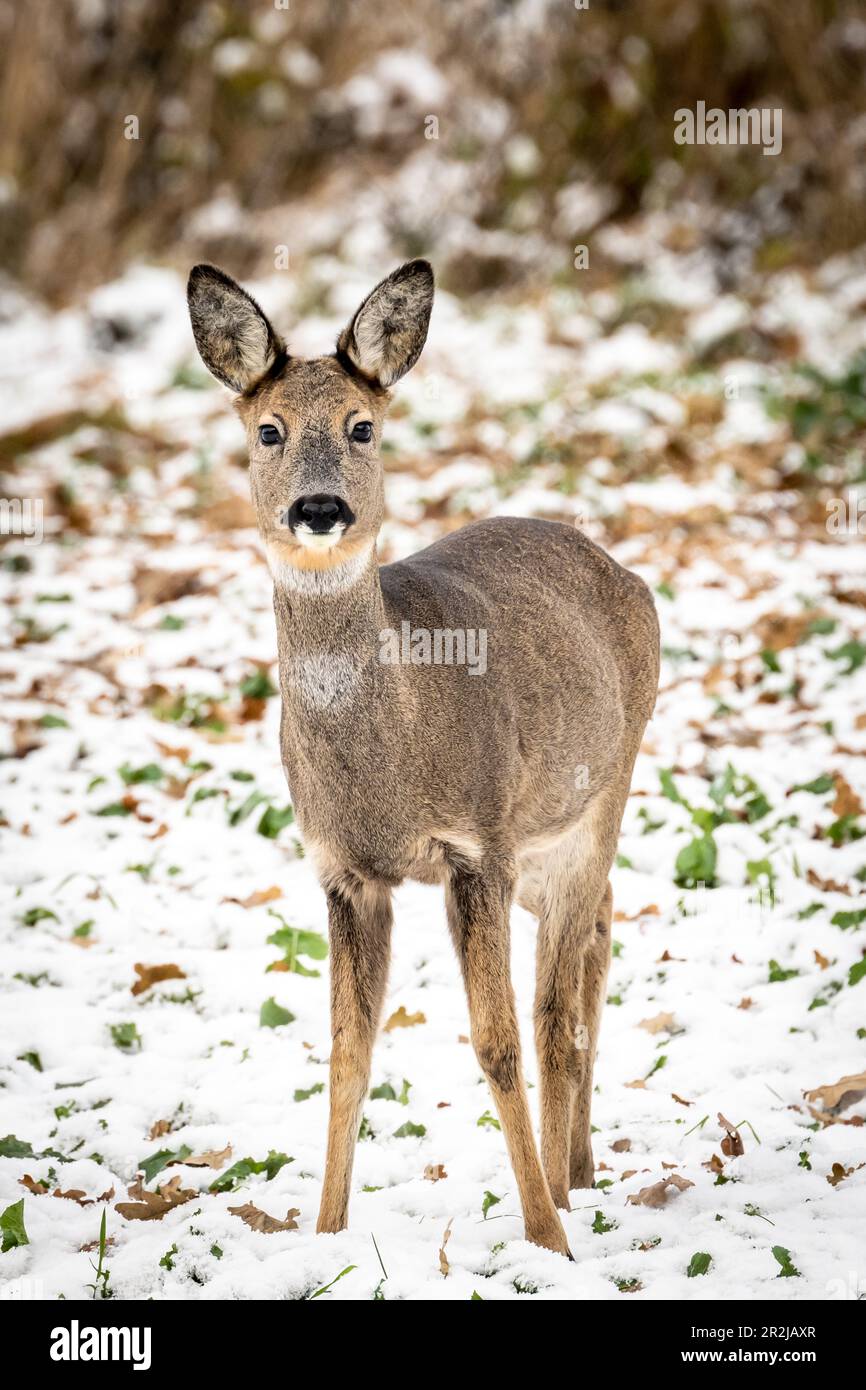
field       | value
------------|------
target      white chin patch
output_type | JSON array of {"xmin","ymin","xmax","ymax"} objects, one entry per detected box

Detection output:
[{"xmin": 294, "ymin": 524, "xmax": 345, "ymax": 551}]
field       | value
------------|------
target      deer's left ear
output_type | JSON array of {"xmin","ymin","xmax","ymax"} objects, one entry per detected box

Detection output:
[
  {"xmin": 187, "ymin": 264, "xmax": 285, "ymax": 393},
  {"xmin": 337, "ymin": 260, "xmax": 434, "ymax": 387}
]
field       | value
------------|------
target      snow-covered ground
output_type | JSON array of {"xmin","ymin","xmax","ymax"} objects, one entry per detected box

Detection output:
[{"xmin": 1, "ymin": 237, "xmax": 865, "ymax": 1300}]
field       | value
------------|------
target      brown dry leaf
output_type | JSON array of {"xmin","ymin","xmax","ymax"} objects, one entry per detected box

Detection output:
[
  {"xmin": 832, "ymin": 774, "xmax": 864, "ymax": 818},
  {"xmin": 115, "ymin": 1174, "xmax": 196, "ymax": 1222},
  {"xmin": 53, "ymin": 1187, "xmax": 92, "ymax": 1206},
  {"xmin": 703, "ymin": 1153, "xmax": 725, "ymax": 1174},
  {"xmin": 826, "ymin": 1161, "xmax": 865, "ymax": 1188},
  {"xmin": 671, "ymin": 1093, "xmax": 693, "ymax": 1107},
  {"xmin": 804, "ymin": 1072, "xmax": 866, "ymax": 1112},
  {"xmin": 718, "ymin": 1112, "xmax": 745, "ymax": 1158},
  {"xmin": 627, "ymin": 1173, "xmax": 694, "ymax": 1208},
  {"xmin": 814, "ymin": 949, "xmax": 831, "ymax": 971},
  {"xmin": 80, "ymin": 1236, "xmax": 117, "ymax": 1253},
  {"xmin": 738, "ymin": 997, "xmax": 754, "ymax": 1010},
  {"xmin": 228, "ymin": 1202, "xmax": 300, "ymax": 1234},
  {"xmin": 221, "ymin": 887, "xmax": 282, "ymax": 910},
  {"xmin": 153, "ymin": 740, "xmax": 191, "ymax": 762},
  {"xmin": 457, "ymin": 1034, "xmax": 470, "ymax": 1044},
  {"xmin": 438, "ymin": 1218, "xmax": 453, "ymax": 1277},
  {"xmin": 611, "ymin": 1138, "xmax": 631, "ymax": 1153},
  {"xmin": 621, "ymin": 1169, "xmax": 637, "ymax": 1180},
  {"xmin": 384, "ymin": 1006, "xmax": 426, "ymax": 1033},
  {"xmin": 638, "ymin": 1011, "xmax": 677, "ymax": 1035},
  {"xmin": 657, "ymin": 950, "xmax": 685, "ymax": 963},
  {"xmin": 856, "ymin": 713, "xmax": 866, "ymax": 731},
  {"xmin": 661, "ymin": 1161, "xmax": 679, "ymax": 1170},
  {"xmin": 625, "ymin": 1079, "xmax": 647, "ymax": 1090},
  {"xmin": 131, "ymin": 961, "xmax": 187, "ymax": 996},
  {"xmin": 807, "ymin": 868, "xmax": 851, "ymax": 896},
  {"xmin": 424, "ymin": 1163, "xmax": 448, "ymax": 1182},
  {"xmin": 613, "ymin": 904, "xmax": 659, "ymax": 922},
  {"xmin": 19, "ymin": 1174, "xmax": 48, "ymax": 1195},
  {"xmin": 199, "ymin": 494, "xmax": 256, "ymax": 532},
  {"xmin": 133, "ymin": 565, "xmax": 203, "ymax": 615},
  {"xmin": 175, "ymin": 1145, "xmax": 232, "ymax": 1171},
  {"xmin": 148, "ymin": 1119, "xmax": 171, "ymax": 1140},
  {"xmin": 756, "ymin": 610, "xmax": 825, "ymax": 653}
]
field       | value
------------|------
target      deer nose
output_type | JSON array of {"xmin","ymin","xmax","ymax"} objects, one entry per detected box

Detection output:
[{"xmin": 287, "ymin": 494, "xmax": 354, "ymax": 533}]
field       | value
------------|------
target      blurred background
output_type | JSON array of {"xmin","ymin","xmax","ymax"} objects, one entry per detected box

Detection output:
[{"xmin": 1, "ymin": 0, "xmax": 866, "ymax": 1303}]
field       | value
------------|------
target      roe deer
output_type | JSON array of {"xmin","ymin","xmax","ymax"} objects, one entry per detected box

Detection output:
[{"xmin": 187, "ymin": 260, "xmax": 660, "ymax": 1256}]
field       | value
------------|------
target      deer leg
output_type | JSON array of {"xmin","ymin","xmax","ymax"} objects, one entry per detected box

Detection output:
[
  {"xmin": 317, "ymin": 876, "xmax": 392, "ymax": 1234},
  {"xmin": 535, "ymin": 859, "xmax": 612, "ymax": 1210},
  {"xmin": 446, "ymin": 855, "xmax": 570, "ymax": 1257},
  {"xmin": 569, "ymin": 881, "xmax": 612, "ymax": 1190}
]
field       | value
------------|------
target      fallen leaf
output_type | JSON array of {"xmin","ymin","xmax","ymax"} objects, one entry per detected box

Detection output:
[
  {"xmin": 131, "ymin": 962, "xmax": 186, "ymax": 997},
  {"xmin": 625, "ymin": 1079, "xmax": 647, "ymax": 1090},
  {"xmin": 384, "ymin": 1006, "xmax": 426, "ymax": 1032},
  {"xmin": 718, "ymin": 1112, "xmax": 744, "ymax": 1158},
  {"xmin": 614, "ymin": 904, "xmax": 659, "ymax": 922},
  {"xmin": 756, "ymin": 610, "xmax": 826, "ymax": 652},
  {"xmin": 19, "ymin": 1175, "xmax": 48, "ymax": 1195},
  {"xmin": 80, "ymin": 1236, "xmax": 117, "ymax": 1253},
  {"xmin": 424, "ymin": 1163, "xmax": 448, "ymax": 1182},
  {"xmin": 657, "ymin": 950, "xmax": 685, "ymax": 962},
  {"xmin": 53, "ymin": 1188, "xmax": 91, "ymax": 1206},
  {"xmin": 457, "ymin": 1034, "xmax": 470, "ymax": 1044},
  {"xmin": 671, "ymin": 1093, "xmax": 693, "ymax": 1107},
  {"xmin": 814, "ymin": 949, "xmax": 831, "ymax": 970},
  {"xmin": 221, "ymin": 887, "xmax": 282, "ymax": 909},
  {"xmin": 115, "ymin": 1174, "xmax": 196, "ymax": 1221},
  {"xmin": 148, "ymin": 1119, "xmax": 171, "ymax": 1140},
  {"xmin": 133, "ymin": 566, "xmax": 204, "ymax": 615},
  {"xmin": 621, "ymin": 1169, "xmax": 637, "ymax": 1180},
  {"xmin": 228, "ymin": 1202, "xmax": 300, "ymax": 1234},
  {"xmin": 661, "ymin": 1161, "xmax": 679, "ymax": 1170},
  {"xmin": 638, "ymin": 1011, "xmax": 677, "ymax": 1035},
  {"xmin": 611, "ymin": 1138, "xmax": 631, "ymax": 1153},
  {"xmin": 627, "ymin": 1174, "xmax": 694, "ymax": 1208},
  {"xmin": 804, "ymin": 1072, "xmax": 866, "ymax": 1112},
  {"xmin": 832, "ymin": 774, "xmax": 864, "ymax": 819},
  {"xmin": 153, "ymin": 741, "xmax": 191, "ymax": 762},
  {"xmin": 807, "ymin": 868, "xmax": 851, "ymax": 895},
  {"xmin": 703, "ymin": 1153, "xmax": 725, "ymax": 1174},
  {"xmin": 826, "ymin": 1161, "xmax": 865, "ymax": 1188},
  {"xmin": 439, "ymin": 1218, "xmax": 453, "ymax": 1276},
  {"xmin": 171, "ymin": 1144, "xmax": 231, "ymax": 1171},
  {"xmin": 738, "ymin": 997, "xmax": 754, "ymax": 1010}
]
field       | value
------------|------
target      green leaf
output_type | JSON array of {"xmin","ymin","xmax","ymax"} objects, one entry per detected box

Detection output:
[
  {"xmin": 760, "ymin": 649, "xmax": 782, "ymax": 674},
  {"xmin": 392, "ymin": 1121, "xmax": 426, "ymax": 1139},
  {"xmin": 686, "ymin": 1251, "xmax": 712, "ymax": 1278},
  {"xmin": 309, "ymin": 1264, "xmax": 357, "ymax": 1299},
  {"xmin": 159, "ymin": 614, "xmax": 185, "ymax": 630},
  {"xmin": 20, "ymin": 907, "xmax": 58, "ymax": 926},
  {"xmin": 592, "ymin": 1209, "xmax": 617, "ymax": 1235},
  {"xmin": 471, "ymin": 1290, "xmax": 484, "ymax": 1300},
  {"xmin": 139, "ymin": 1146, "xmax": 192, "ymax": 1184},
  {"xmin": 159, "ymin": 1243, "xmax": 178, "ymax": 1271},
  {"xmin": 38, "ymin": 713, "xmax": 69, "ymax": 728},
  {"xmin": 481, "ymin": 1190, "xmax": 501, "ymax": 1219},
  {"xmin": 675, "ymin": 833, "xmax": 717, "ymax": 888},
  {"xmin": 228, "ymin": 790, "xmax": 269, "ymax": 827},
  {"xmin": 119, "ymin": 762, "xmax": 164, "ymax": 786},
  {"xmin": 294, "ymin": 1082, "xmax": 324, "ymax": 1102},
  {"xmin": 791, "ymin": 774, "xmax": 834, "ymax": 795},
  {"xmin": 257, "ymin": 804, "xmax": 294, "ymax": 839},
  {"xmin": 95, "ymin": 802, "xmax": 133, "ymax": 817},
  {"xmin": 772, "ymin": 1245, "xmax": 800, "ymax": 1278},
  {"xmin": 0, "ymin": 1199, "xmax": 29, "ymax": 1253},
  {"xmin": 659, "ymin": 768, "xmax": 685, "ymax": 805},
  {"xmin": 259, "ymin": 997, "xmax": 295, "ymax": 1028},
  {"xmin": 240, "ymin": 671, "xmax": 277, "ymax": 700},
  {"xmin": 209, "ymin": 1151, "xmax": 293, "ymax": 1194},
  {"xmin": 210, "ymin": 1243, "xmax": 223, "ymax": 1259},
  {"xmin": 768, "ymin": 959, "xmax": 799, "ymax": 983},
  {"xmin": 110, "ymin": 1022, "xmax": 142, "ymax": 1051},
  {"xmin": 827, "ymin": 639, "xmax": 866, "ymax": 674},
  {"xmin": 17, "ymin": 1052, "xmax": 42, "ymax": 1072},
  {"xmin": 477, "ymin": 1109, "xmax": 501, "ymax": 1131},
  {"xmin": 832, "ymin": 908, "xmax": 866, "ymax": 929},
  {"xmin": 797, "ymin": 903, "xmax": 823, "ymax": 920},
  {"xmin": 848, "ymin": 958, "xmax": 866, "ymax": 987}
]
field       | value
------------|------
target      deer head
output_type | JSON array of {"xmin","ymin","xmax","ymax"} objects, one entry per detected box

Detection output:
[{"xmin": 187, "ymin": 260, "xmax": 434, "ymax": 576}]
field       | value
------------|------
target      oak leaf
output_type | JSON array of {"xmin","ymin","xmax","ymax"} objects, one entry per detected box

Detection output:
[
  {"xmin": 627, "ymin": 1174, "xmax": 694, "ymax": 1207},
  {"xmin": 228, "ymin": 1202, "xmax": 300, "ymax": 1234}
]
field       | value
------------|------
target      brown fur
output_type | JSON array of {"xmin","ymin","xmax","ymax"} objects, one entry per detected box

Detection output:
[{"xmin": 187, "ymin": 261, "xmax": 661, "ymax": 1257}]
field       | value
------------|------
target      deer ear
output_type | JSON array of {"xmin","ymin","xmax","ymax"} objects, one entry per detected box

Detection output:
[
  {"xmin": 337, "ymin": 260, "xmax": 434, "ymax": 387},
  {"xmin": 187, "ymin": 264, "xmax": 285, "ymax": 392}
]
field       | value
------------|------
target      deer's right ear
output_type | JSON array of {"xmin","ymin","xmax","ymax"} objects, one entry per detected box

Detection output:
[{"xmin": 187, "ymin": 264, "xmax": 285, "ymax": 393}]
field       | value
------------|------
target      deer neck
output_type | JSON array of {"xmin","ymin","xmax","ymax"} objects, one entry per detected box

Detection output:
[{"xmin": 271, "ymin": 542, "xmax": 397, "ymax": 720}]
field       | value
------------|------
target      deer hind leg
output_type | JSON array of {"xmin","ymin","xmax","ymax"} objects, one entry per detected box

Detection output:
[
  {"xmin": 532, "ymin": 806, "xmax": 618, "ymax": 1210},
  {"xmin": 446, "ymin": 854, "xmax": 570, "ymax": 1257},
  {"xmin": 317, "ymin": 875, "xmax": 392, "ymax": 1235}
]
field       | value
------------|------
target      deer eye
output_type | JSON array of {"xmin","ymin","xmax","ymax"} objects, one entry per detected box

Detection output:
[
  {"xmin": 259, "ymin": 424, "xmax": 281, "ymax": 446},
  {"xmin": 351, "ymin": 421, "xmax": 373, "ymax": 443}
]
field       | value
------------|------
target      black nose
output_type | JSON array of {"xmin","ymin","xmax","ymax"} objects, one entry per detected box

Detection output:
[{"xmin": 287, "ymin": 494, "xmax": 355, "ymax": 533}]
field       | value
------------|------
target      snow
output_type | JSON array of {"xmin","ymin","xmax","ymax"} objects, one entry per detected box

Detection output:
[{"xmin": 1, "ymin": 238, "xmax": 865, "ymax": 1303}]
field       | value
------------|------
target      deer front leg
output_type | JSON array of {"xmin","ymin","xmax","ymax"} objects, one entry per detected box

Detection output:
[
  {"xmin": 317, "ymin": 877, "xmax": 392, "ymax": 1234},
  {"xmin": 446, "ymin": 856, "xmax": 570, "ymax": 1258}
]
